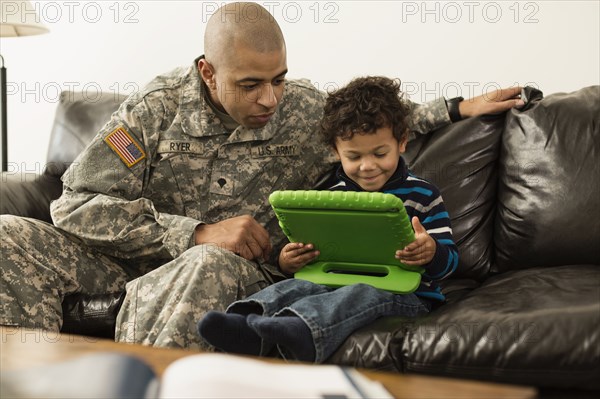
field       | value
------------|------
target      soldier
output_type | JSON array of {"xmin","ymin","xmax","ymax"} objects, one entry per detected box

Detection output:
[{"xmin": 0, "ymin": 2, "xmax": 524, "ymax": 349}]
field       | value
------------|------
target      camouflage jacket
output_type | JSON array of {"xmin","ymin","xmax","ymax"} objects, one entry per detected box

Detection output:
[{"xmin": 50, "ymin": 59, "xmax": 450, "ymax": 266}]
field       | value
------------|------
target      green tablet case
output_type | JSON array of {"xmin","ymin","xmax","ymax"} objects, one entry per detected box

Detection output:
[{"xmin": 269, "ymin": 190, "xmax": 423, "ymax": 294}]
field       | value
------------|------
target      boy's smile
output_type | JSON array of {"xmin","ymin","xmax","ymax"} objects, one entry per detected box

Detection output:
[{"xmin": 334, "ymin": 126, "xmax": 407, "ymax": 192}]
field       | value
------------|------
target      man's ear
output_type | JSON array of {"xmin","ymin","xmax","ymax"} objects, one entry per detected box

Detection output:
[{"xmin": 198, "ymin": 59, "xmax": 215, "ymax": 89}]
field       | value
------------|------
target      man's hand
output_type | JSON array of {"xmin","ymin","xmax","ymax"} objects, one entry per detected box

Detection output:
[
  {"xmin": 395, "ymin": 217, "xmax": 436, "ymax": 266},
  {"xmin": 194, "ymin": 215, "xmax": 272, "ymax": 261},
  {"xmin": 279, "ymin": 242, "xmax": 320, "ymax": 275},
  {"xmin": 460, "ymin": 86, "xmax": 525, "ymax": 118}
]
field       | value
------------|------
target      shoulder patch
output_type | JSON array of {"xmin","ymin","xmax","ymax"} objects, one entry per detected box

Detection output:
[{"xmin": 104, "ymin": 127, "xmax": 146, "ymax": 167}]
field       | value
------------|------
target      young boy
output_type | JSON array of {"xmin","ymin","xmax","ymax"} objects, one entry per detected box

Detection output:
[{"xmin": 198, "ymin": 76, "xmax": 458, "ymax": 363}]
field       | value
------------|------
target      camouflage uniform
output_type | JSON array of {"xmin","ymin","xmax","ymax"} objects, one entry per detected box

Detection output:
[{"xmin": 0, "ymin": 58, "xmax": 450, "ymax": 349}]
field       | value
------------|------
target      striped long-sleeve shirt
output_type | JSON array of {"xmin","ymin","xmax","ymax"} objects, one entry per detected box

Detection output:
[{"xmin": 329, "ymin": 157, "xmax": 458, "ymax": 301}]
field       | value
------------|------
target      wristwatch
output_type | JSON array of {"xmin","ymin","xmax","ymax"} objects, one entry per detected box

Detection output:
[{"xmin": 446, "ymin": 96, "xmax": 464, "ymax": 122}]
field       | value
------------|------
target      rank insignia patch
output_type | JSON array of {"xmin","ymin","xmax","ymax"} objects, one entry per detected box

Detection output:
[{"xmin": 104, "ymin": 127, "xmax": 146, "ymax": 167}]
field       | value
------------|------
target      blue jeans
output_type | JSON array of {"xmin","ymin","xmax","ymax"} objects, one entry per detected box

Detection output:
[{"xmin": 226, "ymin": 279, "xmax": 430, "ymax": 363}]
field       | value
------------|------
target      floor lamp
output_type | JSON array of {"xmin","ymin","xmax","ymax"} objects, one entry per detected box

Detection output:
[{"xmin": 1, "ymin": 0, "xmax": 49, "ymax": 171}]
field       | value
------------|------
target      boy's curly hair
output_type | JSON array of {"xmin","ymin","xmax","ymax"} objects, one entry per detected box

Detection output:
[{"xmin": 320, "ymin": 76, "xmax": 410, "ymax": 148}]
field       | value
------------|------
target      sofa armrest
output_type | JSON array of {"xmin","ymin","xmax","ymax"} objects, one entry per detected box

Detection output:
[{"xmin": 1, "ymin": 170, "xmax": 63, "ymax": 223}]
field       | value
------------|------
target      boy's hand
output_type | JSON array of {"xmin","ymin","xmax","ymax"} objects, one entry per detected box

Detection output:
[
  {"xmin": 395, "ymin": 217, "xmax": 436, "ymax": 266},
  {"xmin": 279, "ymin": 242, "xmax": 320, "ymax": 274}
]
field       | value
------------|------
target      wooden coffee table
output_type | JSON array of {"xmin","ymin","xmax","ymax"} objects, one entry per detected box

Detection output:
[{"xmin": 1, "ymin": 327, "xmax": 537, "ymax": 399}]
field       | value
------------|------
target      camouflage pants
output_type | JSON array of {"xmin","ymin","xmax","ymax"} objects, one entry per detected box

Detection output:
[
  {"xmin": 0, "ymin": 215, "xmax": 140, "ymax": 330},
  {"xmin": 115, "ymin": 244, "xmax": 271, "ymax": 350}
]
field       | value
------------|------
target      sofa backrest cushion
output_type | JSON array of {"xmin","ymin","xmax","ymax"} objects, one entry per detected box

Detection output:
[
  {"xmin": 45, "ymin": 91, "xmax": 126, "ymax": 178},
  {"xmin": 494, "ymin": 86, "xmax": 600, "ymax": 271},
  {"xmin": 403, "ymin": 112, "xmax": 506, "ymax": 281}
]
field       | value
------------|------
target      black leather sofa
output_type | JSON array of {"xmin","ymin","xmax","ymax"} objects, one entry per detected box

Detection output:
[{"xmin": 2, "ymin": 86, "xmax": 598, "ymax": 397}]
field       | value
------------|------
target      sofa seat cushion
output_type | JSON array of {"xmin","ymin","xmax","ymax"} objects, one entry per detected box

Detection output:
[
  {"xmin": 328, "ymin": 278, "xmax": 479, "ymax": 369},
  {"xmin": 326, "ymin": 316, "xmax": 407, "ymax": 371},
  {"xmin": 398, "ymin": 264, "xmax": 600, "ymax": 390}
]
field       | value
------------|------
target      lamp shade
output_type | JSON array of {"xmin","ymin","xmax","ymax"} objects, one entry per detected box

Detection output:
[{"xmin": 1, "ymin": 0, "xmax": 49, "ymax": 37}]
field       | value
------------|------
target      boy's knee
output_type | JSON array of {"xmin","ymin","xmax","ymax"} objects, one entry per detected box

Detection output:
[{"xmin": 338, "ymin": 283, "xmax": 379, "ymax": 295}]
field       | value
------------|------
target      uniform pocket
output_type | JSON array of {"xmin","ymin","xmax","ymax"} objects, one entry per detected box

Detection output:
[{"xmin": 167, "ymin": 154, "xmax": 210, "ymax": 220}]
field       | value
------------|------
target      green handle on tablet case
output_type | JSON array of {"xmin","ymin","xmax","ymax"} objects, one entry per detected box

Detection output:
[{"xmin": 269, "ymin": 190, "xmax": 423, "ymax": 294}]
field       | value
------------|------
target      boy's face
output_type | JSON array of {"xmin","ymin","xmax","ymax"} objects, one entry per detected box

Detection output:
[{"xmin": 334, "ymin": 126, "xmax": 407, "ymax": 192}]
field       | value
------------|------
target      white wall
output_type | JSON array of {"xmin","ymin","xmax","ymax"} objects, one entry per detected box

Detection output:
[{"xmin": 1, "ymin": 0, "xmax": 599, "ymax": 172}]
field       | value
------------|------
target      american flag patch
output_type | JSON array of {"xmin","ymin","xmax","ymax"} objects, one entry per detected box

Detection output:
[{"xmin": 104, "ymin": 127, "xmax": 146, "ymax": 167}]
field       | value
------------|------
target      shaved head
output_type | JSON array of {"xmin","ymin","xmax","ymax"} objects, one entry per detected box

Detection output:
[
  {"xmin": 204, "ymin": 2, "xmax": 286, "ymax": 69},
  {"xmin": 199, "ymin": 2, "xmax": 288, "ymax": 129}
]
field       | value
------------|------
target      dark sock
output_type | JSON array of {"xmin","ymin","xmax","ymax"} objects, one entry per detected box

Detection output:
[
  {"xmin": 197, "ymin": 311, "xmax": 261, "ymax": 356},
  {"xmin": 247, "ymin": 314, "xmax": 316, "ymax": 362}
]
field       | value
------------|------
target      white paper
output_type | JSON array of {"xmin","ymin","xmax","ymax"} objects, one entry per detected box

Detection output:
[{"xmin": 159, "ymin": 353, "xmax": 393, "ymax": 399}]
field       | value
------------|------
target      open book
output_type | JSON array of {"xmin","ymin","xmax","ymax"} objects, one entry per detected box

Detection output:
[{"xmin": 1, "ymin": 352, "xmax": 393, "ymax": 399}]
